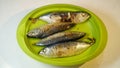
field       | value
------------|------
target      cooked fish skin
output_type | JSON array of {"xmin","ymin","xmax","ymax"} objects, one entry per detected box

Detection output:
[
  {"xmin": 27, "ymin": 22, "xmax": 75, "ymax": 38},
  {"xmin": 39, "ymin": 11, "xmax": 90, "ymax": 23},
  {"xmin": 39, "ymin": 12, "xmax": 70, "ymax": 23},
  {"xmin": 39, "ymin": 41, "xmax": 92, "ymax": 58},
  {"xmin": 50, "ymin": 12, "xmax": 71, "ymax": 23},
  {"xmin": 36, "ymin": 31, "xmax": 86, "ymax": 46}
]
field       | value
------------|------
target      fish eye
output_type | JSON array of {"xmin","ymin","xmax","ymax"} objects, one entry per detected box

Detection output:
[
  {"xmin": 81, "ymin": 13, "xmax": 86, "ymax": 17},
  {"xmin": 43, "ymin": 49, "xmax": 47, "ymax": 53}
]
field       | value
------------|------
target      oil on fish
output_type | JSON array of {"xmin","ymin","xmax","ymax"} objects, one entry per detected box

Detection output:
[
  {"xmin": 36, "ymin": 31, "xmax": 86, "ymax": 46},
  {"xmin": 27, "ymin": 22, "xmax": 75, "ymax": 38},
  {"xmin": 39, "ymin": 38, "xmax": 95, "ymax": 58}
]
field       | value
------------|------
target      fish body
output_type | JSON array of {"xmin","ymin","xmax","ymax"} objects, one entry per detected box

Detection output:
[
  {"xmin": 39, "ymin": 11, "xmax": 90, "ymax": 23},
  {"xmin": 36, "ymin": 31, "xmax": 86, "ymax": 46},
  {"xmin": 39, "ymin": 41, "xmax": 92, "ymax": 58},
  {"xmin": 27, "ymin": 22, "xmax": 75, "ymax": 38}
]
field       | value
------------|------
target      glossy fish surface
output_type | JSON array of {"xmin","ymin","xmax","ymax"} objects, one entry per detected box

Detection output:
[
  {"xmin": 39, "ymin": 11, "xmax": 90, "ymax": 23},
  {"xmin": 71, "ymin": 12, "xmax": 90, "ymax": 23},
  {"xmin": 27, "ymin": 22, "xmax": 75, "ymax": 38},
  {"xmin": 39, "ymin": 41, "xmax": 93, "ymax": 58},
  {"xmin": 36, "ymin": 31, "xmax": 86, "ymax": 46}
]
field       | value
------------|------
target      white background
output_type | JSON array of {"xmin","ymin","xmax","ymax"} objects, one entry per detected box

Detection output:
[{"xmin": 0, "ymin": 0, "xmax": 120, "ymax": 68}]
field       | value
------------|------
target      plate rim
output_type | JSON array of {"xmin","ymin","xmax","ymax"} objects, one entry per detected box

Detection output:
[{"xmin": 16, "ymin": 4, "xmax": 108, "ymax": 66}]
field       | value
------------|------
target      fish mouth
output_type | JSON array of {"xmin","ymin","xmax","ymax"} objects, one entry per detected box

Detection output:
[
  {"xmin": 81, "ymin": 32, "xmax": 86, "ymax": 37},
  {"xmin": 26, "ymin": 33, "xmax": 31, "ymax": 37},
  {"xmin": 27, "ymin": 34, "xmax": 38, "ymax": 38},
  {"xmin": 39, "ymin": 51, "xmax": 44, "ymax": 55},
  {"xmin": 26, "ymin": 32, "xmax": 40, "ymax": 38},
  {"xmin": 39, "ymin": 51, "xmax": 46, "ymax": 57},
  {"xmin": 27, "ymin": 33, "xmax": 31, "ymax": 37},
  {"xmin": 26, "ymin": 33, "xmax": 34, "ymax": 38}
]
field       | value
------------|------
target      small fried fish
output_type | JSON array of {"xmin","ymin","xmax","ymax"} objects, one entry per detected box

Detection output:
[
  {"xmin": 36, "ymin": 31, "xmax": 86, "ymax": 46},
  {"xmin": 39, "ymin": 11, "xmax": 90, "ymax": 23},
  {"xmin": 27, "ymin": 22, "xmax": 75, "ymax": 38},
  {"xmin": 39, "ymin": 40, "xmax": 95, "ymax": 58}
]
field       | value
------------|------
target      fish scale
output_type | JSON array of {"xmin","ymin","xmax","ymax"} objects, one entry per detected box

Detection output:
[
  {"xmin": 36, "ymin": 31, "xmax": 86, "ymax": 46},
  {"xmin": 39, "ymin": 41, "xmax": 94, "ymax": 58},
  {"xmin": 27, "ymin": 22, "xmax": 75, "ymax": 38},
  {"xmin": 39, "ymin": 11, "xmax": 90, "ymax": 23}
]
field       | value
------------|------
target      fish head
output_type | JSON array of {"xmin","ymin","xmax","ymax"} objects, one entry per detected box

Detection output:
[
  {"xmin": 77, "ymin": 12, "xmax": 90, "ymax": 22},
  {"xmin": 39, "ymin": 47, "xmax": 52, "ymax": 57},
  {"xmin": 77, "ymin": 43, "xmax": 90, "ymax": 49},
  {"xmin": 79, "ymin": 32, "xmax": 86, "ymax": 37},
  {"xmin": 75, "ymin": 42, "xmax": 91, "ymax": 54},
  {"xmin": 70, "ymin": 32, "xmax": 86, "ymax": 40},
  {"xmin": 76, "ymin": 32, "xmax": 86, "ymax": 38},
  {"xmin": 27, "ymin": 28, "xmax": 41, "ymax": 38},
  {"xmin": 72, "ymin": 12, "xmax": 90, "ymax": 23}
]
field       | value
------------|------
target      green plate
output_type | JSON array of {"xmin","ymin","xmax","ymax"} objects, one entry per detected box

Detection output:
[{"xmin": 16, "ymin": 4, "xmax": 107, "ymax": 66}]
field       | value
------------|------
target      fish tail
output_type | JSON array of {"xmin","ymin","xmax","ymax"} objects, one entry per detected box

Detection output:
[{"xmin": 87, "ymin": 38, "xmax": 96, "ymax": 45}]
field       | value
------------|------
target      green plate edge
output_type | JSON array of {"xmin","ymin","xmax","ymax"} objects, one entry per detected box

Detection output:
[{"xmin": 16, "ymin": 4, "xmax": 107, "ymax": 66}]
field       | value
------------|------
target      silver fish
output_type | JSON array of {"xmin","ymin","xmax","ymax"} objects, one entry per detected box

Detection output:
[
  {"xmin": 39, "ymin": 38, "xmax": 95, "ymax": 58},
  {"xmin": 36, "ymin": 31, "xmax": 86, "ymax": 46},
  {"xmin": 27, "ymin": 22, "xmax": 75, "ymax": 38},
  {"xmin": 39, "ymin": 11, "xmax": 90, "ymax": 23}
]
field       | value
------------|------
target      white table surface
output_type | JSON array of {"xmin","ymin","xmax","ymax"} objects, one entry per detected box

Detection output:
[{"xmin": 0, "ymin": 0, "xmax": 120, "ymax": 68}]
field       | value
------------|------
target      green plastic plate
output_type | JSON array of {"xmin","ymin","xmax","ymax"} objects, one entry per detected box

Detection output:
[{"xmin": 16, "ymin": 4, "xmax": 107, "ymax": 66}]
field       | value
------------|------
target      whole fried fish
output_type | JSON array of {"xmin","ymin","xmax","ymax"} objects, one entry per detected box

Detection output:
[
  {"xmin": 39, "ymin": 39, "xmax": 95, "ymax": 58},
  {"xmin": 36, "ymin": 31, "xmax": 86, "ymax": 46},
  {"xmin": 27, "ymin": 22, "xmax": 75, "ymax": 38},
  {"xmin": 39, "ymin": 11, "xmax": 90, "ymax": 23}
]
